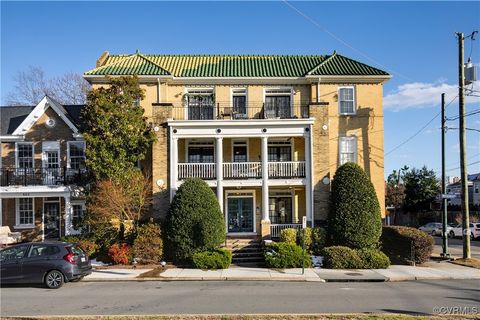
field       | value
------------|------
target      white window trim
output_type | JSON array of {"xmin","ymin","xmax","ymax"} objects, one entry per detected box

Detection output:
[
  {"xmin": 15, "ymin": 198, "xmax": 35, "ymax": 229},
  {"xmin": 185, "ymin": 139, "xmax": 215, "ymax": 163},
  {"xmin": 184, "ymin": 87, "xmax": 216, "ymax": 119},
  {"xmin": 231, "ymin": 139, "xmax": 249, "ymax": 162},
  {"xmin": 263, "ymin": 87, "xmax": 294, "ymax": 117},
  {"xmin": 15, "ymin": 142, "xmax": 35, "ymax": 168},
  {"xmin": 67, "ymin": 141, "xmax": 86, "ymax": 169},
  {"xmin": 230, "ymin": 87, "xmax": 248, "ymax": 113},
  {"xmin": 267, "ymin": 139, "xmax": 294, "ymax": 161},
  {"xmin": 338, "ymin": 135, "xmax": 358, "ymax": 165},
  {"xmin": 338, "ymin": 86, "xmax": 356, "ymax": 115},
  {"xmin": 268, "ymin": 189, "xmax": 296, "ymax": 224}
]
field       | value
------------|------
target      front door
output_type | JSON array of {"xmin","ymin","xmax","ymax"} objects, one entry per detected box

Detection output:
[
  {"xmin": 44, "ymin": 199, "xmax": 60, "ymax": 239},
  {"xmin": 227, "ymin": 196, "xmax": 254, "ymax": 233}
]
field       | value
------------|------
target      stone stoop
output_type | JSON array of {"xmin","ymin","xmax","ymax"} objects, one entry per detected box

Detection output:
[{"xmin": 223, "ymin": 236, "xmax": 265, "ymax": 267}]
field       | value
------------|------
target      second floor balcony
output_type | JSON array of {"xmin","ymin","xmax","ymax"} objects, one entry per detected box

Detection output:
[
  {"xmin": 0, "ymin": 167, "xmax": 87, "ymax": 187},
  {"xmin": 177, "ymin": 161, "xmax": 306, "ymax": 180},
  {"xmin": 155, "ymin": 101, "xmax": 310, "ymax": 121}
]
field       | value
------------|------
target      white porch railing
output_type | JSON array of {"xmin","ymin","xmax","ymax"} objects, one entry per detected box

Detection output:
[
  {"xmin": 268, "ymin": 161, "xmax": 305, "ymax": 178},
  {"xmin": 223, "ymin": 162, "xmax": 262, "ymax": 179},
  {"xmin": 178, "ymin": 163, "xmax": 216, "ymax": 180},
  {"xmin": 270, "ymin": 224, "xmax": 302, "ymax": 238}
]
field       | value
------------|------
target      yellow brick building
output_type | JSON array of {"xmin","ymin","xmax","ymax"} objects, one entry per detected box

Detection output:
[{"xmin": 84, "ymin": 51, "xmax": 390, "ymax": 239}]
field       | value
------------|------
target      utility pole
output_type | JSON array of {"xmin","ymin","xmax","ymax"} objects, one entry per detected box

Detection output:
[
  {"xmin": 440, "ymin": 93, "xmax": 449, "ymax": 258},
  {"xmin": 456, "ymin": 32, "xmax": 471, "ymax": 259}
]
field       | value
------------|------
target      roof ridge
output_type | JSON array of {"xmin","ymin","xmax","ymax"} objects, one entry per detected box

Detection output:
[
  {"xmin": 107, "ymin": 53, "xmax": 326, "ymax": 58},
  {"xmin": 306, "ymin": 51, "xmax": 337, "ymax": 76}
]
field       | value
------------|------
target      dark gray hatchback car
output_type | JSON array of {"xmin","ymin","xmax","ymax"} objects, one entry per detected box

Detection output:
[{"xmin": 0, "ymin": 241, "xmax": 92, "ymax": 289}]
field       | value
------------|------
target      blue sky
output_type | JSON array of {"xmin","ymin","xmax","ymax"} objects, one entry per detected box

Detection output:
[{"xmin": 1, "ymin": 1, "xmax": 479, "ymax": 178}]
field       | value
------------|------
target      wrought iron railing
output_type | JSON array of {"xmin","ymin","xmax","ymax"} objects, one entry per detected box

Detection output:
[
  {"xmin": 153, "ymin": 102, "xmax": 310, "ymax": 121},
  {"xmin": 0, "ymin": 167, "xmax": 87, "ymax": 186}
]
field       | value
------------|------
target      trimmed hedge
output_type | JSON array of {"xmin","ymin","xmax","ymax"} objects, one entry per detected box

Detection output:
[
  {"xmin": 328, "ymin": 163, "xmax": 382, "ymax": 249},
  {"xmin": 356, "ymin": 248, "xmax": 390, "ymax": 269},
  {"xmin": 321, "ymin": 246, "xmax": 363, "ymax": 269},
  {"xmin": 166, "ymin": 178, "xmax": 226, "ymax": 264},
  {"xmin": 133, "ymin": 222, "xmax": 163, "ymax": 264},
  {"xmin": 280, "ymin": 228, "xmax": 297, "ymax": 244},
  {"xmin": 381, "ymin": 226, "xmax": 434, "ymax": 265},
  {"xmin": 311, "ymin": 227, "xmax": 327, "ymax": 255},
  {"xmin": 264, "ymin": 242, "xmax": 312, "ymax": 269},
  {"xmin": 192, "ymin": 249, "xmax": 232, "ymax": 269}
]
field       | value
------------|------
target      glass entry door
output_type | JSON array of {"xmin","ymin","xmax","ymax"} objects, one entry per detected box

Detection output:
[
  {"xmin": 44, "ymin": 199, "xmax": 60, "ymax": 239},
  {"xmin": 227, "ymin": 196, "xmax": 254, "ymax": 233}
]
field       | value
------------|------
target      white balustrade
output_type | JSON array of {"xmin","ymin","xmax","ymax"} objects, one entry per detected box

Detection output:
[
  {"xmin": 270, "ymin": 224, "xmax": 302, "ymax": 238},
  {"xmin": 178, "ymin": 163, "xmax": 216, "ymax": 180},
  {"xmin": 223, "ymin": 162, "xmax": 262, "ymax": 179},
  {"xmin": 268, "ymin": 161, "xmax": 305, "ymax": 178}
]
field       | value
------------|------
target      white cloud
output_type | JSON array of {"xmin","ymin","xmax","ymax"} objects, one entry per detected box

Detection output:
[{"xmin": 384, "ymin": 80, "xmax": 480, "ymax": 111}]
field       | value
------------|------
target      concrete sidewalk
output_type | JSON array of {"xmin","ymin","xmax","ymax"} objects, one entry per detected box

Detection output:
[{"xmin": 83, "ymin": 261, "xmax": 480, "ymax": 282}]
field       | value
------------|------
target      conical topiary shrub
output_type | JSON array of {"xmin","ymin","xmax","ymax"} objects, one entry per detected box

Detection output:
[
  {"xmin": 328, "ymin": 162, "xmax": 382, "ymax": 249},
  {"xmin": 166, "ymin": 178, "xmax": 226, "ymax": 264}
]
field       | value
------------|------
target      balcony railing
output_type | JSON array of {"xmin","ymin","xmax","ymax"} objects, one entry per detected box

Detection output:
[
  {"xmin": 177, "ymin": 161, "xmax": 305, "ymax": 180},
  {"xmin": 178, "ymin": 163, "xmax": 216, "ymax": 180},
  {"xmin": 0, "ymin": 167, "xmax": 86, "ymax": 187},
  {"xmin": 223, "ymin": 162, "xmax": 262, "ymax": 179},
  {"xmin": 154, "ymin": 102, "xmax": 310, "ymax": 121},
  {"xmin": 268, "ymin": 161, "xmax": 306, "ymax": 179}
]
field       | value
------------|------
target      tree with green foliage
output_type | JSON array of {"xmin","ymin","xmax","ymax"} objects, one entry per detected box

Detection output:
[
  {"xmin": 402, "ymin": 166, "xmax": 440, "ymax": 213},
  {"xmin": 328, "ymin": 162, "xmax": 382, "ymax": 249},
  {"xmin": 81, "ymin": 76, "xmax": 155, "ymax": 183},
  {"xmin": 166, "ymin": 178, "xmax": 226, "ymax": 264}
]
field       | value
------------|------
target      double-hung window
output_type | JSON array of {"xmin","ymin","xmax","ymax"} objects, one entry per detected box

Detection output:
[
  {"xmin": 72, "ymin": 203, "xmax": 85, "ymax": 230},
  {"xmin": 17, "ymin": 143, "xmax": 34, "ymax": 169},
  {"xmin": 16, "ymin": 198, "xmax": 34, "ymax": 227},
  {"xmin": 338, "ymin": 86, "xmax": 355, "ymax": 115},
  {"xmin": 339, "ymin": 136, "xmax": 357, "ymax": 165},
  {"xmin": 68, "ymin": 141, "xmax": 86, "ymax": 170}
]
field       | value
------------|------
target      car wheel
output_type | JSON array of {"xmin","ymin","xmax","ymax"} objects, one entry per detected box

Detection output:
[
  {"xmin": 70, "ymin": 276, "xmax": 84, "ymax": 283},
  {"xmin": 45, "ymin": 270, "xmax": 64, "ymax": 289},
  {"xmin": 449, "ymin": 231, "xmax": 455, "ymax": 238}
]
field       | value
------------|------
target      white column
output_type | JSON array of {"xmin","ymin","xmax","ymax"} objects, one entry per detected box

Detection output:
[
  {"xmin": 216, "ymin": 137, "xmax": 224, "ymax": 214},
  {"xmin": 170, "ymin": 134, "xmax": 178, "ymax": 202},
  {"xmin": 64, "ymin": 194, "xmax": 72, "ymax": 236},
  {"xmin": 261, "ymin": 136, "xmax": 269, "ymax": 222},
  {"xmin": 305, "ymin": 126, "xmax": 314, "ymax": 226}
]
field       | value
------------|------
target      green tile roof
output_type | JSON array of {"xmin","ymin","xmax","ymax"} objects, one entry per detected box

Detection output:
[{"xmin": 85, "ymin": 52, "xmax": 389, "ymax": 77}]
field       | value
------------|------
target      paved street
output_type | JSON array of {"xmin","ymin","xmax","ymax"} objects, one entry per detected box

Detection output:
[
  {"xmin": 1, "ymin": 280, "xmax": 479, "ymax": 316},
  {"xmin": 433, "ymin": 236, "xmax": 480, "ymax": 259}
]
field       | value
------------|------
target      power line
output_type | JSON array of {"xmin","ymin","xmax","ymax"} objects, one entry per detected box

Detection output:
[
  {"xmin": 281, "ymin": 0, "xmax": 414, "ymax": 82},
  {"xmin": 385, "ymin": 95, "xmax": 458, "ymax": 156},
  {"xmin": 446, "ymin": 108, "xmax": 480, "ymax": 121}
]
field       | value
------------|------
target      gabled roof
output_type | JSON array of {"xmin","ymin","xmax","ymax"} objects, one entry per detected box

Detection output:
[
  {"xmin": 85, "ymin": 53, "xmax": 171, "ymax": 76},
  {"xmin": 306, "ymin": 52, "xmax": 389, "ymax": 76},
  {"xmin": 84, "ymin": 51, "xmax": 389, "ymax": 78},
  {"xmin": 0, "ymin": 96, "xmax": 85, "ymax": 137}
]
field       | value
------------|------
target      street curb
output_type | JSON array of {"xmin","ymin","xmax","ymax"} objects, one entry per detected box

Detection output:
[{"xmin": 83, "ymin": 277, "xmax": 327, "ymax": 282}]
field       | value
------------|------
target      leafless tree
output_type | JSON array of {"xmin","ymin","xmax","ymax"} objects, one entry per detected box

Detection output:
[{"xmin": 6, "ymin": 66, "xmax": 90, "ymax": 105}]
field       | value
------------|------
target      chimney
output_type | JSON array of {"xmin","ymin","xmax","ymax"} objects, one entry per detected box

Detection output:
[{"xmin": 96, "ymin": 51, "xmax": 109, "ymax": 67}]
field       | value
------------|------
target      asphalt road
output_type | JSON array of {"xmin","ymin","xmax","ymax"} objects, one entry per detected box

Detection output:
[
  {"xmin": 1, "ymin": 280, "xmax": 479, "ymax": 316},
  {"xmin": 433, "ymin": 236, "xmax": 480, "ymax": 259}
]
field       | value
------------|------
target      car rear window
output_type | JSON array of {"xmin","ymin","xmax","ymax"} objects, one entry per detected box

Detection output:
[{"xmin": 69, "ymin": 245, "xmax": 85, "ymax": 256}]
